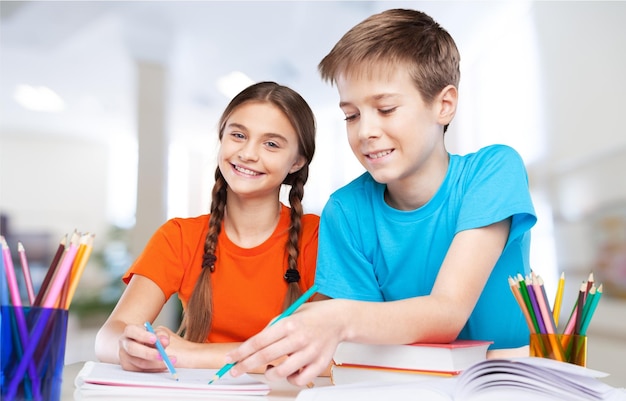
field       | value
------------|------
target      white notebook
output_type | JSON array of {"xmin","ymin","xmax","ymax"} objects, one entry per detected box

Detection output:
[{"xmin": 74, "ymin": 361, "xmax": 270, "ymax": 399}]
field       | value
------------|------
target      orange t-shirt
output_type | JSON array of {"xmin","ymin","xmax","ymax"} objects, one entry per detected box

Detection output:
[{"xmin": 122, "ymin": 204, "xmax": 319, "ymax": 343}]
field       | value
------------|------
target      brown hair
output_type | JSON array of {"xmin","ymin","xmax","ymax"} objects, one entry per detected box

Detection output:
[
  {"xmin": 318, "ymin": 9, "xmax": 460, "ymax": 131},
  {"xmin": 178, "ymin": 81, "xmax": 316, "ymax": 342}
]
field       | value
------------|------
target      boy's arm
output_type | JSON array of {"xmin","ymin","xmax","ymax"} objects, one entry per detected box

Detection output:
[{"xmin": 226, "ymin": 218, "xmax": 511, "ymax": 386}]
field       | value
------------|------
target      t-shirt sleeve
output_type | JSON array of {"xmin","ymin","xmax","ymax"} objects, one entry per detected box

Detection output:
[
  {"xmin": 315, "ymin": 196, "xmax": 383, "ymax": 302},
  {"xmin": 122, "ymin": 219, "xmax": 187, "ymax": 300},
  {"xmin": 456, "ymin": 145, "xmax": 537, "ymax": 246}
]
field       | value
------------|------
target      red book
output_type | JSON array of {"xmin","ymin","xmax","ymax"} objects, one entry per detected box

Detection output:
[{"xmin": 332, "ymin": 340, "xmax": 493, "ymax": 374}]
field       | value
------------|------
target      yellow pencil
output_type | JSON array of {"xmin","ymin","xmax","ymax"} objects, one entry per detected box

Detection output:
[
  {"xmin": 553, "ymin": 272, "xmax": 565, "ymax": 327},
  {"xmin": 65, "ymin": 233, "xmax": 95, "ymax": 308}
]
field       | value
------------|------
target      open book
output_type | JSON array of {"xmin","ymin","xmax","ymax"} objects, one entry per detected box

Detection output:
[
  {"xmin": 298, "ymin": 357, "xmax": 626, "ymax": 401},
  {"xmin": 74, "ymin": 361, "xmax": 270, "ymax": 399}
]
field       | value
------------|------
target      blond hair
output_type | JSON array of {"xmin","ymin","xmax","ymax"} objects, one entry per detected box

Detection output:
[{"xmin": 319, "ymin": 8, "xmax": 460, "ymax": 108}]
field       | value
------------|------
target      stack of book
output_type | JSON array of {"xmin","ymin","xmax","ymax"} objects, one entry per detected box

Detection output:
[{"xmin": 331, "ymin": 340, "xmax": 492, "ymax": 385}]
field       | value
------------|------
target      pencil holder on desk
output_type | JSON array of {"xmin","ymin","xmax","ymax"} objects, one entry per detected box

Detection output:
[
  {"xmin": 529, "ymin": 333, "xmax": 587, "ymax": 367},
  {"xmin": 1, "ymin": 305, "xmax": 69, "ymax": 401}
]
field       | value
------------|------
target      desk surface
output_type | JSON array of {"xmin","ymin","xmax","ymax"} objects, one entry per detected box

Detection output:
[{"xmin": 62, "ymin": 362, "xmax": 332, "ymax": 400}]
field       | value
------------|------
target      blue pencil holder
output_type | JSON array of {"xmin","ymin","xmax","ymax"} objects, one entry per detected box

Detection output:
[{"xmin": 1, "ymin": 305, "xmax": 69, "ymax": 401}]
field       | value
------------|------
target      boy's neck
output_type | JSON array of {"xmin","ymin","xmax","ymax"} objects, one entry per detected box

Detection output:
[{"xmin": 384, "ymin": 152, "xmax": 449, "ymax": 211}]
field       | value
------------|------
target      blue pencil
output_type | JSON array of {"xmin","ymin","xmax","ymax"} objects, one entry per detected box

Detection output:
[
  {"xmin": 144, "ymin": 321, "xmax": 179, "ymax": 381},
  {"xmin": 209, "ymin": 284, "xmax": 319, "ymax": 384}
]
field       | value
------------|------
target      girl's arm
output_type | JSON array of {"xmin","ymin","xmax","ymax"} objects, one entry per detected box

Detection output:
[
  {"xmin": 226, "ymin": 218, "xmax": 511, "ymax": 386},
  {"xmin": 94, "ymin": 274, "xmax": 276, "ymax": 372}
]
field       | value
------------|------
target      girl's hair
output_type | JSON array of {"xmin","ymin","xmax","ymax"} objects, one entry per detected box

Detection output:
[
  {"xmin": 178, "ymin": 81, "xmax": 316, "ymax": 342},
  {"xmin": 318, "ymin": 8, "xmax": 460, "ymax": 132}
]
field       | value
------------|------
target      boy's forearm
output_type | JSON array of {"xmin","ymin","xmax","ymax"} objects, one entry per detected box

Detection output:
[{"xmin": 338, "ymin": 296, "xmax": 465, "ymax": 345}]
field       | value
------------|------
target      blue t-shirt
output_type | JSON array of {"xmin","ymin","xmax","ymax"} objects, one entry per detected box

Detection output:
[{"xmin": 315, "ymin": 144, "xmax": 537, "ymax": 349}]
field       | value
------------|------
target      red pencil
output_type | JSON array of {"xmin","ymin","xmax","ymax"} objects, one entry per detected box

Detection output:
[{"xmin": 33, "ymin": 234, "xmax": 66, "ymax": 306}]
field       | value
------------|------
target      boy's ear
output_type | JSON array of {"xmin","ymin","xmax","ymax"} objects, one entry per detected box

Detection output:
[
  {"xmin": 436, "ymin": 85, "xmax": 458, "ymax": 126},
  {"xmin": 289, "ymin": 155, "xmax": 307, "ymax": 174}
]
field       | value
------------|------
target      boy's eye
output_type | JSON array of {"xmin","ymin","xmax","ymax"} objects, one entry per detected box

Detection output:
[{"xmin": 344, "ymin": 113, "xmax": 358, "ymax": 122}]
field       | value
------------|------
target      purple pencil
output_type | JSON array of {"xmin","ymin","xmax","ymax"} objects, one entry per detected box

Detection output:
[{"xmin": 525, "ymin": 276, "xmax": 546, "ymax": 334}]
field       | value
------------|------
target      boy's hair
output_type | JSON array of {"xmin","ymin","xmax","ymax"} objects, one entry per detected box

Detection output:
[
  {"xmin": 178, "ymin": 81, "xmax": 316, "ymax": 342},
  {"xmin": 318, "ymin": 8, "xmax": 460, "ymax": 106}
]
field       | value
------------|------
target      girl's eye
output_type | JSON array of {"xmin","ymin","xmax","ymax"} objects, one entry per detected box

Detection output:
[
  {"xmin": 265, "ymin": 141, "xmax": 279, "ymax": 148},
  {"xmin": 230, "ymin": 132, "xmax": 245, "ymax": 139},
  {"xmin": 379, "ymin": 107, "xmax": 397, "ymax": 115}
]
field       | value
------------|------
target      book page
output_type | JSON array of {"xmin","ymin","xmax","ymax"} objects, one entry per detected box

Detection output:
[
  {"xmin": 74, "ymin": 361, "xmax": 270, "ymax": 396},
  {"xmin": 296, "ymin": 377, "xmax": 455, "ymax": 401}
]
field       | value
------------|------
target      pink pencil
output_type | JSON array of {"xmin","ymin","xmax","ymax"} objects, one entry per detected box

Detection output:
[
  {"xmin": 1, "ymin": 236, "xmax": 43, "ymax": 397},
  {"xmin": 17, "ymin": 241, "xmax": 36, "ymax": 305},
  {"xmin": 42, "ymin": 232, "xmax": 80, "ymax": 308}
]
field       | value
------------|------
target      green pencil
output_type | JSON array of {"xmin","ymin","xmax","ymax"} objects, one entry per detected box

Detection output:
[{"xmin": 208, "ymin": 284, "xmax": 319, "ymax": 384}]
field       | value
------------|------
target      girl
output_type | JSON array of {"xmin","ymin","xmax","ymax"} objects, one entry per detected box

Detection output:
[{"xmin": 95, "ymin": 81, "xmax": 318, "ymax": 372}]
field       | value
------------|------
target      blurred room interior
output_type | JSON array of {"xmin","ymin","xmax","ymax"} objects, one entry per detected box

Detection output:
[{"xmin": 1, "ymin": 0, "xmax": 625, "ymax": 385}]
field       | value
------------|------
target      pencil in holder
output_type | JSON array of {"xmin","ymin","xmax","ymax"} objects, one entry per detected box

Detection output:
[
  {"xmin": 1, "ymin": 305, "xmax": 69, "ymax": 401},
  {"xmin": 529, "ymin": 333, "xmax": 587, "ymax": 367}
]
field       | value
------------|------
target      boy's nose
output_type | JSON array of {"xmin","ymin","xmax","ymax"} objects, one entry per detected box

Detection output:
[{"xmin": 357, "ymin": 115, "xmax": 382, "ymax": 141}]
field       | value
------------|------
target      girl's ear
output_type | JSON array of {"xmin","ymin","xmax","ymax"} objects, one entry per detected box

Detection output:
[
  {"xmin": 289, "ymin": 155, "xmax": 307, "ymax": 174},
  {"xmin": 436, "ymin": 85, "xmax": 458, "ymax": 126}
]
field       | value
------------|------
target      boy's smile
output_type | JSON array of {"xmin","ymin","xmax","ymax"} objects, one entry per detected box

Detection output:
[{"xmin": 336, "ymin": 67, "xmax": 455, "ymax": 210}]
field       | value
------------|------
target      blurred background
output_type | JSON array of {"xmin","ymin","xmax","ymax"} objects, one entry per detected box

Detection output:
[{"xmin": 1, "ymin": 0, "xmax": 625, "ymax": 384}]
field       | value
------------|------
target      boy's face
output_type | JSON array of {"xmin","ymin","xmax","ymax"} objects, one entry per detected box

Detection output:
[{"xmin": 336, "ymin": 67, "xmax": 454, "ymax": 205}]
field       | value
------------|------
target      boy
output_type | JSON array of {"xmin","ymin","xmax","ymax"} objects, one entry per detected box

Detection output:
[{"xmin": 226, "ymin": 8, "xmax": 536, "ymax": 386}]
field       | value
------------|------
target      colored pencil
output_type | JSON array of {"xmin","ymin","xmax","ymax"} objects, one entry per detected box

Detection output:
[
  {"xmin": 1, "ymin": 236, "xmax": 43, "ymax": 398},
  {"xmin": 516, "ymin": 274, "xmax": 540, "ymax": 334},
  {"xmin": 574, "ymin": 282, "xmax": 586, "ymax": 335},
  {"xmin": 553, "ymin": 272, "xmax": 565, "ymax": 327},
  {"xmin": 33, "ymin": 234, "xmax": 66, "ymax": 306},
  {"xmin": 0, "ymin": 239, "xmax": 9, "ymax": 305},
  {"xmin": 508, "ymin": 276, "xmax": 535, "ymax": 333},
  {"xmin": 209, "ymin": 284, "xmax": 319, "ymax": 384},
  {"xmin": 17, "ymin": 241, "xmax": 36, "ymax": 304},
  {"xmin": 579, "ymin": 284, "xmax": 602, "ymax": 336},
  {"xmin": 525, "ymin": 276, "xmax": 546, "ymax": 334},
  {"xmin": 65, "ymin": 233, "xmax": 95, "ymax": 308},
  {"xmin": 533, "ymin": 274, "xmax": 564, "ymax": 361},
  {"xmin": 42, "ymin": 232, "xmax": 79, "ymax": 308},
  {"xmin": 144, "ymin": 321, "xmax": 179, "ymax": 380}
]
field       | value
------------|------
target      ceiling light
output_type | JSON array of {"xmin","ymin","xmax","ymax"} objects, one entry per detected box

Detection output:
[
  {"xmin": 216, "ymin": 71, "xmax": 254, "ymax": 99},
  {"xmin": 13, "ymin": 84, "xmax": 66, "ymax": 112}
]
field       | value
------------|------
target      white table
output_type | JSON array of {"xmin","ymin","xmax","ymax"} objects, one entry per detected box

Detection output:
[{"xmin": 61, "ymin": 362, "xmax": 332, "ymax": 400}]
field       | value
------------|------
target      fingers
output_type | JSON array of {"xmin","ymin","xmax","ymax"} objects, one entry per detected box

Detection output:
[
  {"xmin": 118, "ymin": 324, "xmax": 176, "ymax": 372},
  {"xmin": 228, "ymin": 325, "xmax": 289, "ymax": 376}
]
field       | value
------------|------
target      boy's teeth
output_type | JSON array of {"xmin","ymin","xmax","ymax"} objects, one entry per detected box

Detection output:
[{"xmin": 369, "ymin": 150, "xmax": 391, "ymax": 159}]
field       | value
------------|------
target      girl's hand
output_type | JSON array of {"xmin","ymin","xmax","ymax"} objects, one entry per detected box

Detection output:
[
  {"xmin": 226, "ymin": 300, "xmax": 343, "ymax": 386},
  {"xmin": 117, "ymin": 324, "xmax": 177, "ymax": 372}
]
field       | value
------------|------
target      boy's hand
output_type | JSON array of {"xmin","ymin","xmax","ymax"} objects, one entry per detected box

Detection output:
[{"xmin": 226, "ymin": 300, "xmax": 341, "ymax": 386}]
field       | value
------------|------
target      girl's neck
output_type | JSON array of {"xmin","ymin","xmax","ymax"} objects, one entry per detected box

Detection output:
[{"xmin": 223, "ymin": 191, "xmax": 282, "ymax": 248}]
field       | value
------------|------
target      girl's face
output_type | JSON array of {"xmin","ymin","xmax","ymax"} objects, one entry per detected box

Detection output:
[{"xmin": 218, "ymin": 101, "xmax": 305, "ymax": 200}]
